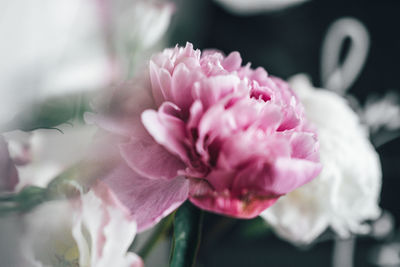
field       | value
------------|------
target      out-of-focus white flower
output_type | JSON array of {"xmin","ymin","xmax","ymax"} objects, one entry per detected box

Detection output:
[
  {"xmin": 100, "ymin": 0, "xmax": 174, "ymax": 76},
  {"xmin": 213, "ymin": 0, "xmax": 309, "ymax": 15},
  {"xmin": 0, "ymin": 215, "xmax": 27, "ymax": 267},
  {"xmin": 0, "ymin": 0, "xmax": 173, "ymax": 129},
  {"xmin": 0, "ymin": 0, "xmax": 108, "ymax": 127},
  {"xmin": 21, "ymin": 183, "xmax": 142, "ymax": 267},
  {"xmin": 362, "ymin": 92, "xmax": 400, "ymax": 134},
  {"xmin": 261, "ymin": 74, "xmax": 382, "ymax": 245},
  {"xmin": 108, "ymin": 0, "xmax": 173, "ymax": 52},
  {"xmin": 370, "ymin": 242, "xmax": 400, "ymax": 267},
  {"xmin": 357, "ymin": 92, "xmax": 400, "ymax": 147},
  {"xmin": 4, "ymin": 122, "xmax": 97, "ymax": 190}
]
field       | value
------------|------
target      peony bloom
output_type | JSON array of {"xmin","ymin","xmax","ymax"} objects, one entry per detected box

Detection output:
[
  {"xmin": 20, "ymin": 183, "xmax": 142, "ymax": 267},
  {"xmin": 261, "ymin": 75, "xmax": 382, "ymax": 245},
  {"xmin": 89, "ymin": 43, "xmax": 321, "ymax": 231}
]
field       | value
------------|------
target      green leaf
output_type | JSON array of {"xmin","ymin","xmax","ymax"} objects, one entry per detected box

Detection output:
[
  {"xmin": 170, "ymin": 201, "xmax": 203, "ymax": 267},
  {"xmin": 16, "ymin": 186, "xmax": 47, "ymax": 212},
  {"xmin": 0, "ymin": 186, "xmax": 47, "ymax": 215}
]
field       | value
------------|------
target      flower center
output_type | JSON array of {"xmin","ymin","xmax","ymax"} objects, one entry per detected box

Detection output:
[{"xmin": 50, "ymin": 239, "xmax": 80, "ymax": 267}]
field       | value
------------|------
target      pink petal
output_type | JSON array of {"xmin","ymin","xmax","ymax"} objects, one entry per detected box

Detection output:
[
  {"xmin": 103, "ymin": 163, "xmax": 189, "ymax": 232},
  {"xmin": 171, "ymin": 63, "xmax": 195, "ymax": 110},
  {"xmin": 222, "ymin": 51, "xmax": 242, "ymax": 72},
  {"xmin": 141, "ymin": 104, "xmax": 189, "ymax": 163},
  {"xmin": 228, "ymin": 100, "xmax": 282, "ymax": 131},
  {"xmin": 158, "ymin": 68, "xmax": 173, "ymax": 101},
  {"xmin": 149, "ymin": 61, "xmax": 166, "ymax": 106},
  {"xmin": 268, "ymin": 158, "xmax": 322, "ymax": 195},
  {"xmin": 231, "ymin": 157, "xmax": 321, "ymax": 197},
  {"xmin": 196, "ymin": 99, "xmax": 282, "ymax": 158},
  {"xmin": 119, "ymin": 137, "xmax": 185, "ymax": 180},
  {"xmin": 192, "ymin": 75, "xmax": 240, "ymax": 109},
  {"xmin": 0, "ymin": 136, "xmax": 18, "ymax": 192},
  {"xmin": 217, "ymin": 132, "xmax": 291, "ymax": 170},
  {"xmin": 290, "ymin": 132, "xmax": 320, "ymax": 161},
  {"xmin": 187, "ymin": 100, "xmax": 204, "ymax": 130},
  {"xmin": 277, "ymin": 108, "xmax": 300, "ymax": 131},
  {"xmin": 196, "ymin": 103, "xmax": 231, "ymax": 155},
  {"xmin": 204, "ymin": 169, "xmax": 235, "ymax": 191}
]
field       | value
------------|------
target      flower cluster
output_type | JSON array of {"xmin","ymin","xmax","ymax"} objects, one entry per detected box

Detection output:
[
  {"xmin": 90, "ymin": 42, "xmax": 321, "ymax": 230},
  {"xmin": 0, "ymin": 40, "xmax": 386, "ymax": 266}
]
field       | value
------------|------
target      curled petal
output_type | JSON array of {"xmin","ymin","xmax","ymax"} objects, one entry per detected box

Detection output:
[
  {"xmin": 141, "ymin": 104, "xmax": 189, "ymax": 163},
  {"xmin": 102, "ymin": 163, "xmax": 189, "ymax": 231},
  {"xmin": 290, "ymin": 132, "xmax": 320, "ymax": 161},
  {"xmin": 171, "ymin": 63, "xmax": 200, "ymax": 110},
  {"xmin": 192, "ymin": 75, "xmax": 241, "ymax": 109},
  {"xmin": 119, "ymin": 137, "xmax": 185, "ymax": 180},
  {"xmin": 222, "ymin": 51, "xmax": 242, "ymax": 72},
  {"xmin": 269, "ymin": 158, "xmax": 322, "ymax": 195}
]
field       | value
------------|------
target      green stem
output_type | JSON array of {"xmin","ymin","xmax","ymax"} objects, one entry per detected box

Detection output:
[
  {"xmin": 170, "ymin": 202, "xmax": 204, "ymax": 267},
  {"xmin": 135, "ymin": 212, "xmax": 175, "ymax": 259}
]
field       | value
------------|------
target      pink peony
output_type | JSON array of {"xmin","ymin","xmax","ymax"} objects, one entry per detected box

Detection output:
[{"xmin": 88, "ymin": 43, "xmax": 321, "ymax": 231}]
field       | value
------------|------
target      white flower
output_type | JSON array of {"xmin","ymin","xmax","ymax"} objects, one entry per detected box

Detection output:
[
  {"xmin": 213, "ymin": 0, "xmax": 309, "ymax": 15},
  {"xmin": 20, "ymin": 183, "xmax": 142, "ymax": 267},
  {"xmin": 111, "ymin": 1, "xmax": 173, "ymax": 49},
  {"xmin": 261, "ymin": 74, "xmax": 382, "ymax": 245},
  {"xmin": 362, "ymin": 92, "xmax": 400, "ymax": 134},
  {"xmin": 0, "ymin": 0, "xmax": 109, "ymax": 127},
  {"xmin": 106, "ymin": 0, "xmax": 174, "ymax": 75}
]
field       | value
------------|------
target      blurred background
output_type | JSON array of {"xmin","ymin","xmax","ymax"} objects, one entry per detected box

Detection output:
[
  {"xmin": 1, "ymin": 0, "xmax": 400, "ymax": 266},
  {"xmin": 167, "ymin": 1, "xmax": 400, "ymax": 266}
]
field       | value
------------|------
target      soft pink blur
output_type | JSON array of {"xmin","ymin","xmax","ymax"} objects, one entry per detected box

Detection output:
[{"xmin": 0, "ymin": 136, "xmax": 18, "ymax": 192}]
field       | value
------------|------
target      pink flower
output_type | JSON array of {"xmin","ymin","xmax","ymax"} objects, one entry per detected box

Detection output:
[
  {"xmin": 89, "ymin": 43, "xmax": 321, "ymax": 231},
  {"xmin": 0, "ymin": 136, "xmax": 18, "ymax": 192}
]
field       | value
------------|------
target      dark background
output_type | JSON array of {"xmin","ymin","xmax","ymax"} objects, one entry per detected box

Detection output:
[{"xmin": 167, "ymin": 1, "xmax": 400, "ymax": 266}]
